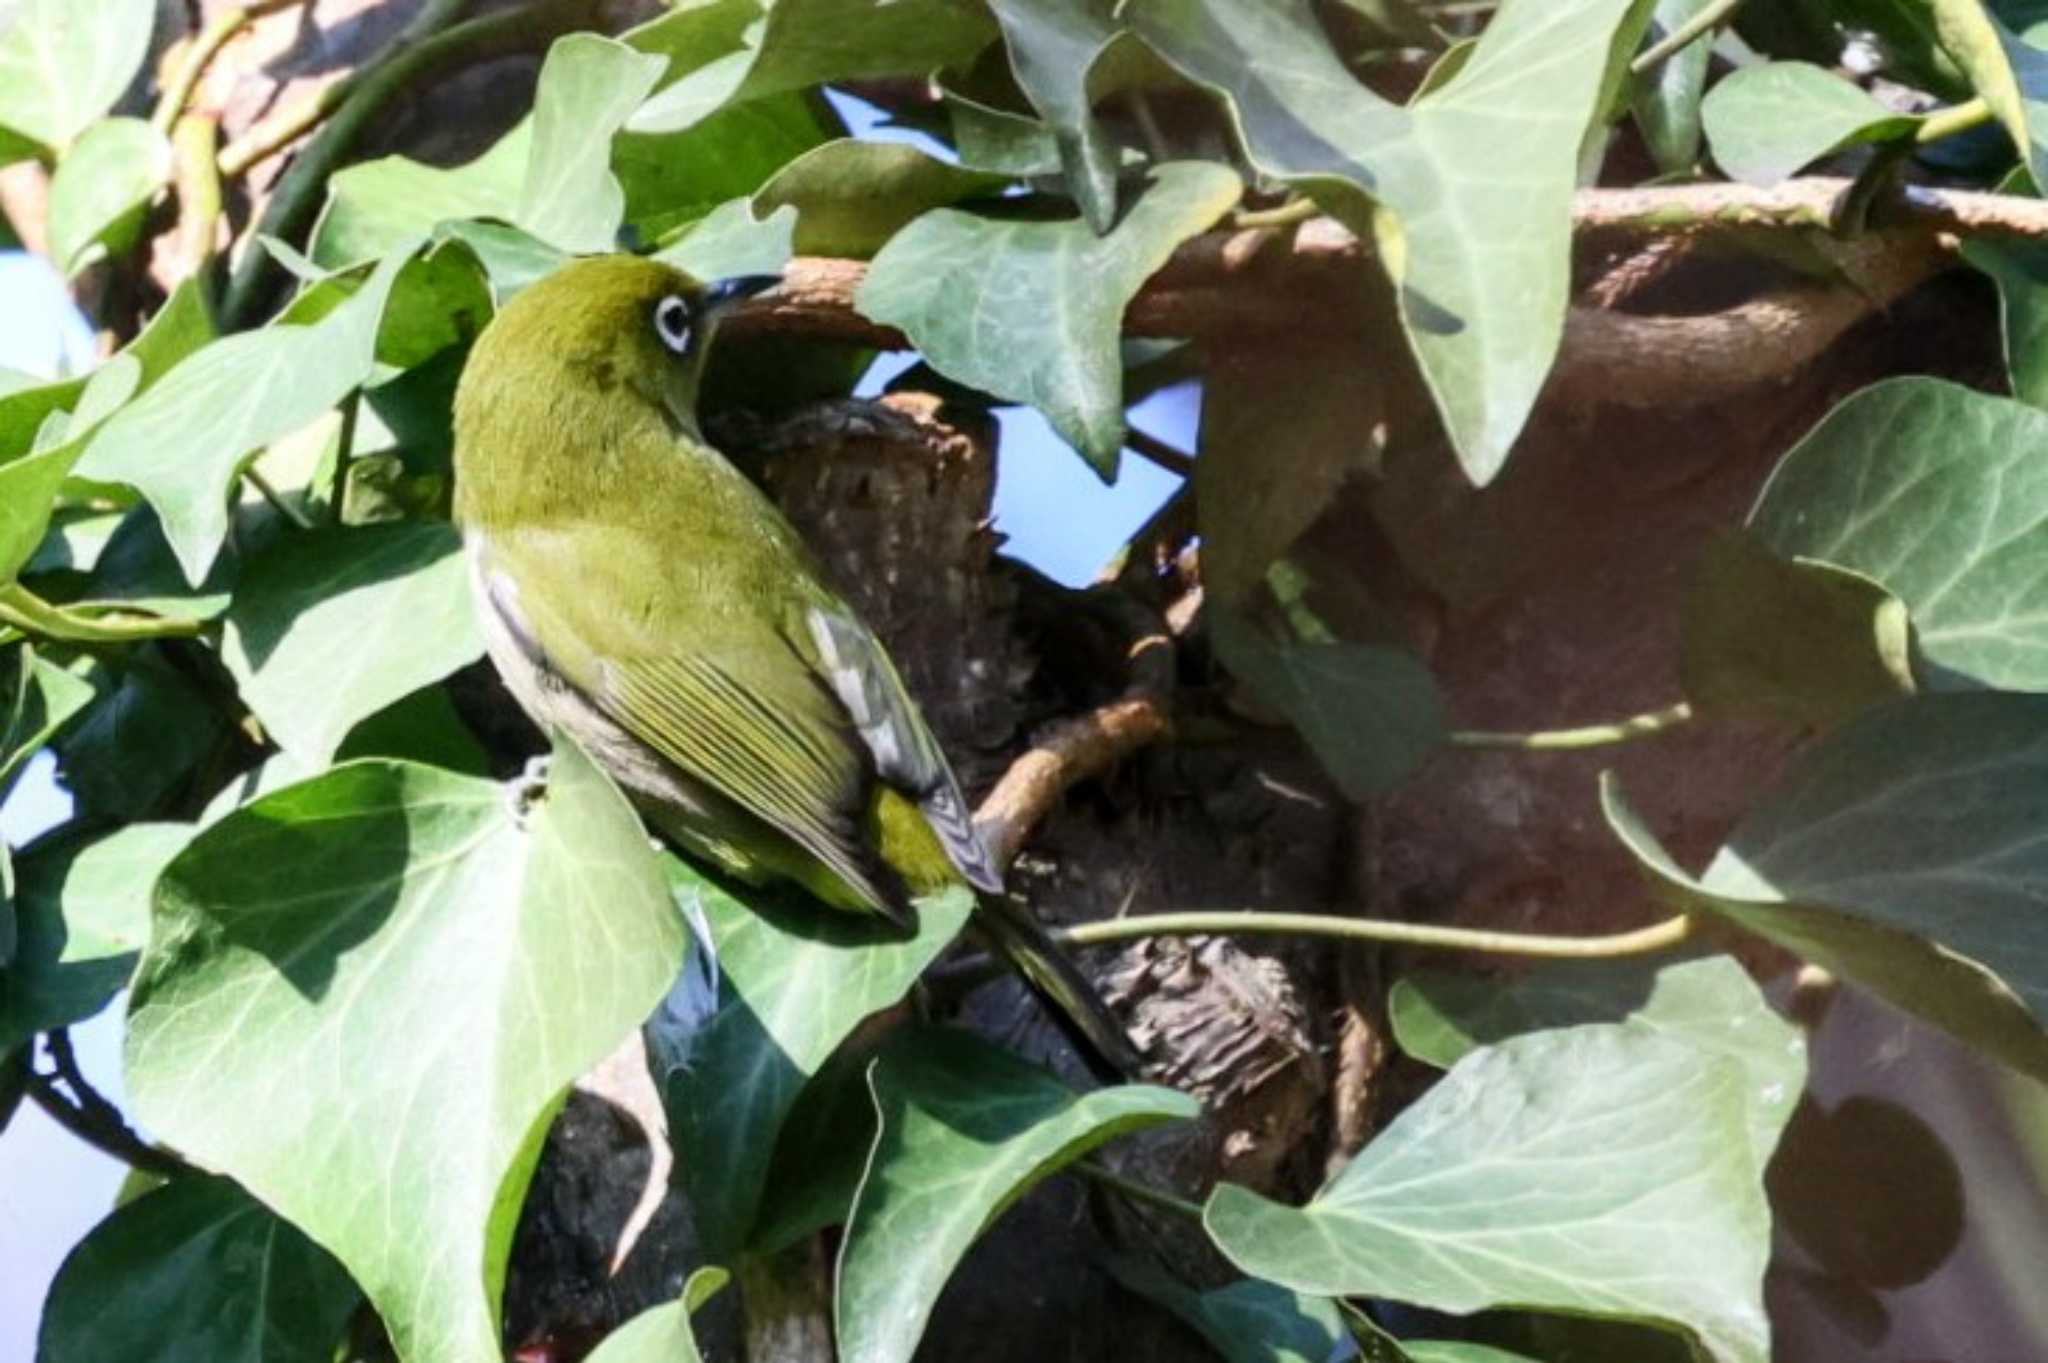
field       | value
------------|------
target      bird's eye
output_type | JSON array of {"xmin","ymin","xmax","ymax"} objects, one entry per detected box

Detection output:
[{"xmin": 653, "ymin": 295, "xmax": 693, "ymax": 355}]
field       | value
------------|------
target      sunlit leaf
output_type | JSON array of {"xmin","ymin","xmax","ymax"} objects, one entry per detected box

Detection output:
[
  {"xmin": 752, "ymin": 140, "xmax": 1008, "ymax": 257},
  {"xmin": 1702, "ymin": 62, "xmax": 1919, "ymax": 186},
  {"xmin": 47, "ymin": 116, "xmax": 171, "ymax": 274},
  {"xmin": 656, "ymin": 198, "xmax": 797, "ymax": 279},
  {"xmin": 0, "ymin": 0, "xmax": 155, "ymax": 151},
  {"xmin": 517, "ymin": 35, "xmax": 668, "ymax": 252},
  {"xmin": 127, "ymin": 738, "xmax": 687, "ymax": 1363}
]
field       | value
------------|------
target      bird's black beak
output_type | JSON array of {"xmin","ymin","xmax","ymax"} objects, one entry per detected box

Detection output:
[{"xmin": 703, "ymin": 274, "xmax": 781, "ymax": 313}]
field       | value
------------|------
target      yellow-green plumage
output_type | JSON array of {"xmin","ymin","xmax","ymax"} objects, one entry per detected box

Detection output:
[{"xmin": 452, "ymin": 255, "xmax": 1137, "ymax": 1074}]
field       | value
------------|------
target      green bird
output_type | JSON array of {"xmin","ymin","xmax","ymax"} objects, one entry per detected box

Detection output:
[{"xmin": 452, "ymin": 254, "xmax": 1140, "ymax": 1077}]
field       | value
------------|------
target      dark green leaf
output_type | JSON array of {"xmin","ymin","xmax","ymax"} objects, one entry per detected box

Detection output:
[
  {"xmin": 1127, "ymin": 0, "xmax": 1641, "ymax": 484},
  {"xmin": 1701, "ymin": 62, "xmax": 1920, "ymax": 186},
  {"xmin": 1680, "ymin": 529, "xmax": 1916, "ymax": 728},
  {"xmin": 752, "ymin": 140, "xmax": 1009, "ymax": 257},
  {"xmin": 39, "ymin": 1174, "xmax": 359, "ymax": 1363},
  {"xmin": 1212, "ymin": 607, "xmax": 1444, "ymax": 799},
  {"xmin": 47, "ymin": 116, "xmax": 171, "ymax": 274},
  {"xmin": 1630, "ymin": 0, "xmax": 1717, "ymax": 172},
  {"xmin": 658, "ymin": 871, "xmax": 973, "ymax": 1258},
  {"xmin": 0, "ymin": 822, "xmax": 191, "ymax": 1056},
  {"xmin": 1103, "ymin": 1257, "xmax": 1355, "ymax": 1363},
  {"xmin": 1605, "ymin": 692, "xmax": 2048, "ymax": 1085},
  {"xmin": 943, "ymin": 85, "xmax": 1064, "ymax": 175},
  {"xmin": 856, "ymin": 161, "xmax": 1241, "ymax": 472},
  {"xmin": 126, "ymin": 737, "xmax": 687, "ymax": 1363},
  {"xmin": 987, "ymin": 0, "xmax": 1123, "ymax": 230},
  {"xmin": 0, "ymin": 642, "xmax": 94, "ymax": 797},
  {"xmin": 220, "ymin": 522, "xmax": 482, "ymax": 764},
  {"xmin": 584, "ymin": 1267, "xmax": 729, "ymax": 1363},
  {"xmin": 1389, "ymin": 954, "xmax": 1805, "ymax": 1165},
  {"xmin": 53, "ymin": 647, "xmax": 227, "ymax": 822},
  {"xmin": 837, "ymin": 1027, "xmax": 1199, "ymax": 1363},
  {"xmin": 335, "ymin": 684, "xmax": 490, "ymax": 776},
  {"xmin": 0, "ymin": 0, "xmax": 155, "ymax": 151},
  {"xmin": 1747, "ymin": 378, "xmax": 2048, "ymax": 691},
  {"xmin": 74, "ymin": 250, "xmax": 410, "ymax": 585},
  {"xmin": 1204, "ymin": 1026, "xmax": 1770, "ymax": 1363},
  {"xmin": 1961, "ymin": 236, "xmax": 2048, "ymax": 408}
]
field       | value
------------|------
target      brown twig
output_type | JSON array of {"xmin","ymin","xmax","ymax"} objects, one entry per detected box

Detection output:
[{"xmin": 976, "ymin": 688, "xmax": 1172, "ymax": 872}]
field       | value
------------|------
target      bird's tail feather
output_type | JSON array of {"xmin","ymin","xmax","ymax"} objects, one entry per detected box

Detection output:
[{"xmin": 972, "ymin": 894, "xmax": 1144, "ymax": 1083}]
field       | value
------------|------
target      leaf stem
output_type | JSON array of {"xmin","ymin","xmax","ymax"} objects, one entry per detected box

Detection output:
[
  {"xmin": 1054, "ymin": 910, "xmax": 1694, "ymax": 959},
  {"xmin": 1916, "ymin": 97, "xmax": 1992, "ymax": 146},
  {"xmin": 330, "ymin": 390, "xmax": 361, "ymax": 525},
  {"xmin": 0, "ymin": 585, "xmax": 203, "ymax": 642},
  {"xmin": 30, "ymin": 1030, "xmax": 189, "ymax": 1177},
  {"xmin": 170, "ymin": 113, "xmax": 225, "ymax": 299},
  {"xmin": 1629, "ymin": 0, "xmax": 1744, "ymax": 76},
  {"xmin": 1123, "ymin": 425, "xmax": 1195, "ymax": 477},
  {"xmin": 1230, "ymin": 196, "xmax": 1321, "ymax": 230},
  {"xmin": 1447, "ymin": 700, "xmax": 1694, "ymax": 751},
  {"xmin": 151, "ymin": 0, "xmax": 302, "ymax": 135},
  {"xmin": 243, "ymin": 467, "xmax": 317, "ymax": 530},
  {"xmin": 1073, "ymin": 1161, "xmax": 1204, "ymax": 1220}
]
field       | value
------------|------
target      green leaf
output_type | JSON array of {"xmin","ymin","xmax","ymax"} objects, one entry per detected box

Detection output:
[
  {"xmin": 1961, "ymin": 236, "xmax": 2048, "ymax": 408},
  {"xmin": 431, "ymin": 221, "xmax": 568, "ymax": 302},
  {"xmin": 53, "ymin": 647, "xmax": 228, "ymax": 822},
  {"xmin": 0, "ymin": 642, "xmax": 93, "ymax": 796},
  {"xmin": 1701, "ymin": 61, "xmax": 1920, "ymax": 186},
  {"xmin": 1605, "ymin": 692, "xmax": 2048, "ymax": 1085},
  {"xmin": 1915, "ymin": 2, "xmax": 2048, "ymax": 187},
  {"xmin": 1389, "ymin": 954, "xmax": 1805, "ymax": 1166},
  {"xmin": 1212, "ymin": 607, "xmax": 1444, "ymax": 799},
  {"xmin": 1127, "ymin": 0, "xmax": 1640, "ymax": 484},
  {"xmin": 658, "ymin": 874, "xmax": 974, "ymax": 1258},
  {"xmin": 856, "ymin": 161, "xmax": 1241, "ymax": 472},
  {"xmin": 987, "ymin": 0, "xmax": 1123, "ymax": 231},
  {"xmin": 656, "ymin": 197, "xmax": 798, "ymax": 280},
  {"xmin": 944, "ymin": 85, "xmax": 1064, "ymax": 175},
  {"xmin": 584, "ymin": 1267, "xmax": 729, "ymax": 1363},
  {"xmin": 47, "ymin": 116, "xmax": 171, "ymax": 274},
  {"xmin": 837, "ymin": 1027, "xmax": 1200, "ymax": 1363},
  {"xmin": 1102, "ymin": 1258, "xmax": 1355, "ymax": 1363},
  {"xmin": 1204, "ymin": 1025, "xmax": 1771, "ymax": 1363},
  {"xmin": 336, "ymin": 684, "xmax": 490, "ymax": 776},
  {"xmin": 220, "ymin": 522, "xmax": 483, "ymax": 764},
  {"xmin": 0, "ymin": 439, "xmax": 90, "ymax": 583},
  {"xmin": 0, "ymin": 0, "xmax": 155, "ymax": 151},
  {"xmin": 311, "ymin": 132, "xmax": 529, "ymax": 269},
  {"xmin": 126, "ymin": 737, "xmax": 688, "ymax": 1363},
  {"xmin": 1630, "ymin": 0, "xmax": 1717, "ymax": 172},
  {"xmin": 38, "ymin": 1174, "xmax": 359, "ymax": 1363},
  {"xmin": 752, "ymin": 140, "xmax": 1009, "ymax": 257},
  {"xmin": 518, "ymin": 34, "xmax": 668, "ymax": 252},
  {"xmin": 1746, "ymin": 378, "xmax": 2048, "ymax": 691},
  {"xmin": 627, "ymin": 0, "xmax": 997, "ymax": 135},
  {"xmin": 0, "ymin": 822, "xmax": 187, "ymax": 1055},
  {"xmin": 1680, "ymin": 529, "xmax": 1916, "ymax": 728},
  {"xmin": 74, "ymin": 250, "xmax": 409, "ymax": 585}
]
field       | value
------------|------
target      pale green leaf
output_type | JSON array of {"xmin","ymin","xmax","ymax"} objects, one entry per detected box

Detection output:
[
  {"xmin": 656, "ymin": 198, "xmax": 796, "ymax": 280},
  {"xmin": 659, "ymin": 874, "xmax": 974, "ymax": 1257},
  {"xmin": 310, "ymin": 131, "xmax": 530, "ymax": 269},
  {"xmin": 0, "ymin": 0, "xmax": 155, "ymax": 150},
  {"xmin": 856, "ymin": 161, "xmax": 1241, "ymax": 472},
  {"xmin": 47, "ymin": 116, "xmax": 171, "ymax": 274},
  {"xmin": 126, "ymin": 738, "xmax": 688, "ymax": 1363},
  {"xmin": 1389, "ymin": 954, "xmax": 1805, "ymax": 1166},
  {"xmin": 1205, "ymin": 1026, "xmax": 1770, "ymax": 1363},
  {"xmin": 584, "ymin": 1267, "xmax": 729, "ymax": 1363},
  {"xmin": 752, "ymin": 140, "xmax": 1007, "ymax": 257},
  {"xmin": 1702, "ymin": 61, "xmax": 1919, "ymax": 186},
  {"xmin": 38, "ymin": 1174, "xmax": 358, "ymax": 1363},
  {"xmin": 0, "ymin": 822, "xmax": 190, "ymax": 1056},
  {"xmin": 1746, "ymin": 378, "xmax": 2048, "ymax": 691},
  {"xmin": 0, "ymin": 642, "xmax": 94, "ymax": 795},
  {"xmin": 837, "ymin": 1027, "xmax": 1200, "ymax": 1363},
  {"xmin": 1127, "ymin": 0, "xmax": 1640, "ymax": 484},
  {"xmin": 987, "ymin": 0, "xmax": 1122, "ymax": 231},
  {"xmin": 220, "ymin": 522, "xmax": 483, "ymax": 764},
  {"xmin": 1605, "ymin": 692, "xmax": 2048, "ymax": 1085},
  {"xmin": 517, "ymin": 35, "xmax": 668, "ymax": 252},
  {"xmin": 74, "ymin": 250, "xmax": 409, "ymax": 585}
]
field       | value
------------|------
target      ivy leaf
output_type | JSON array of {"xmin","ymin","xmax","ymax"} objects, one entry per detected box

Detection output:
[
  {"xmin": 1680, "ymin": 529, "xmax": 1916, "ymax": 729},
  {"xmin": 584, "ymin": 1267, "xmax": 729, "ymax": 1363},
  {"xmin": 74, "ymin": 250, "xmax": 410, "ymax": 585},
  {"xmin": 658, "ymin": 873, "xmax": 974, "ymax": 1258},
  {"xmin": 986, "ymin": 0, "xmax": 1123, "ymax": 231},
  {"xmin": 1212, "ymin": 607, "xmax": 1444, "ymax": 799},
  {"xmin": 1389, "ymin": 954, "xmax": 1805, "ymax": 1167},
  {"xmin": 1101, "ymin": 1257, "xmax": 1356, "ymax": 1363},
  {"xmin": 857, "ymin": 161, "xmax": 1241, "ymax": 472},
  {"xmin": 47, "ymin": 116, "xmax": 172, "ymax": 275},
  {"xmin": 1701, "ymin": 62, "xmax": 1920, "ymax": 186},
  {"xmin": 0, "ymin": 642, "xmax": 94, "ymax": 797},
  {"xmin": 1960, "ymin": 236, "xmax": 2048, "ymax": 409},
  {"xmin": 54, "ymin": 646, "xmax": 229, "ymax": 822},
  {"xmin": 311, "ymin": 133, "xmax": 529, "ymax": 269},
  {"xmin": 1605, "ymin": 692, "xmax": 2048, "ymax": 1086},
  {"xmin": 0, "ymin": 0, "xmax": 155, "ymax": 151},
  {"xmin": 517, "ymin": 35, "xmax": 668, "ymax": 252},
  {"xmin": 220, "ymin": 522, "xmax": 483, "ymax": 765},
  {"xmin": 1204, "ymin": 1026, "xmax": 1771, "ymax": 1363},
  {"xmin": 1746, "ymin": 378, "xmax": 2048, "ymax": 692},
  {"xmin": 837, "ymin": 1027, "xmax": 1200, "ymax": 1363},
  {"xmin": 1127, "ymin": 0, "xmax": 1640, "ymax": 485},
  {"xmin": 1915, "ymin": 3, "xmax": 2048, "ymax": 188},
  {"xmin": 656, "ymin": 198, "xmax": 797, "ymax": 280},
  {"xmin": 38, "ymin": 1174, "xmax": 359, "ymax": 1363},
  {"xmin": 752, "ymin": 140, "xmax": 1008, "ymax": 257},
  {"xmin": 1630, "ymin": 0, "xmax": 1717, "ymax": 172},
  {"xmin": 126, "ymin": 737, "xmax": 688, "ymax": 1363}
]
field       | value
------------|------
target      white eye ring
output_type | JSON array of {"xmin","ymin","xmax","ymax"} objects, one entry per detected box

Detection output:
[{"xmin": 654, "ymin": 295, "xmax": 693, "ymax": 354}]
